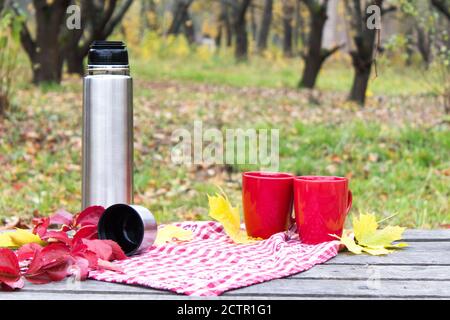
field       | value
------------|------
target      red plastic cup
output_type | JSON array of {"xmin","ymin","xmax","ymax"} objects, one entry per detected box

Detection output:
[
  {"xmin": 242, "ymin": 172, "xmax": 294, "ymax": 239},
  {"xmin": 294, "ymin": 176, "xmax": 352, "ymax": 244}
]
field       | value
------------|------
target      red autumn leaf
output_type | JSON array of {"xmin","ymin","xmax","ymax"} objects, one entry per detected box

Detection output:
[
  {"xmin": 75, "ymin": 206, "xmax": 105, "ymax": 227},
  {"xmin": 97, "ymin": 259, "xmax": 124, "ymax": 274},
  {"xmin": 25, "ymin": 243, "xmax": 74, "ymax": 284},
  {"xmin": 32, "ymin": 217, "xmax": 50, "ymax": 237},
  {"xmin": 50, "ymin": 209, "xmax": 74, "ymax": 227},
  {"xmin": 71, "ymin": 241, "xmax": 98, "ymax": 269},
  {"xmin": 17, "ymin": 243, "xmax": 43, "ymax": 262},
  {"xmin": 81, "ymin": 239, "xmax": 127, "ymax": 261},
  {"xmin": 70, "ymin": 257, "xmax": 90, "ymax": 280},
  {"xmin": 73, "ymin": 225, "xmax": 98, "ymax": 244},
  {"xmin": 2, "ymin": 278, "xmax": 24, "ymax": 291},
  {"xmin": 41, "ymin": 230, "xmax": 72, "ymax": 246},
  {"xmin": 0, "ymin": 248, "xmax": 24, "ymax": 291}
]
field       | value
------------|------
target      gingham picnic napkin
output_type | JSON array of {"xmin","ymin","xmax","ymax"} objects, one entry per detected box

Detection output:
[{"xmin": 89, "ymin": 221, "xmax": 340, "ymax": 296}]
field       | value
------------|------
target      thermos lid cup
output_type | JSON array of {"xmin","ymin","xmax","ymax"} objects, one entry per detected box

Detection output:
[
  {"xmin": 88, "ymin": 41, "xmax": 129, "ymax": 66},
  {"xmin": 98, "ymin": 204, "xmax": 157, "ymax": 256}
]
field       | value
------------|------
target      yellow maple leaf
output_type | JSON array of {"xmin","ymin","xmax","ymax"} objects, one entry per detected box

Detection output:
[
  {"xmin": 363, "ymin": 247, "xmax": 392, "ymax": 255},
  {"xmin": 332, "ymin": 213, "xmax": 408, "ymax": 256},
  {"xmin": 208, "ymin": 193, "xmax": 260, "ymax": 244},
  {"xmin": 354, "ymin": 214, "xmax": 407, "ymax": 248},
  {"xmin": 154, "ymin": 225, "xmax": 194, "ymax": 246},
  {"xmin": 0, "ymin": 229, "xmax": 46, "ymax": 249},
  {"xmin": 0, "ymin": 233, "xmax": 16, "ymax": 248}
]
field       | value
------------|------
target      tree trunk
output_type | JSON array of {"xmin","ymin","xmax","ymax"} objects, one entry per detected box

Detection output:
[
  {"xmin": 216, "ymin": 0, "xmax": 232, "ymax": 48},
  {"xmin": 348, "ymin": 60, "xmax": 372, "ymax": 105},
  {"xmin": 233, "ymin": 0, "xmax": 252, "ymax": 61},
  {"xmin": 348, "ymin": 37, "xmax": 376, "ymax": 106},
  {"xmin": 347, "ymin": 0, "xmax": 387, "ymax": 105},
  {"xmin": 298, "ymin": 1, "xmax": 328, "ymax": 88},
  {"xmin": 282, "ymin": 0, "xmax": 294, "ymax": 57},
  {"xmin": 416, "ymin": 25, "xmax": 432, "ymax": 67},
  {"xmin": 168, "ymin": 0, "xmax": 194, "ymax": 42},
  {"xmin": 234, "ymin": 18, "xmax": 248, "ymax": 60},
  {"xmin": 348, "ymin": 32, "xmax": 377, "ymax": 105},
  {"xmin": 257, "ymin": 0, "xmax": 273, "ymax": 52},
  {"xmin": 183, "ymin": 11, "xmax": 195, "ymax": 43},
  {"xmin": 250, "ymin": 3, "xmax": 257, "ymax": 41},
  {"xmin": 215, "ymin": 25, "xmax": 222, "ymax": 47},
  {"xmin": 30, "ymin": 0, "xmax": 70, "ymax": 84},
  {"xmin": 141, "ymin": 0, "xmax": 157, "ymax": 36},
  {"xmin": 32, "ymin": 41, "xmax": 64, "ymax": 84},
  {"xmin": 66, "ymin": 50, "xmax": 85, "ymax": 75},
  {"xmin": 224, "ymin": 4, "xmax": 233, "ymax": 47},
  {"xmin": 63, "ymin": 0, "xmax": 134, "ymax": 76},
  {"xmin": 293, "ymin": 0, "xmax": 301, "ymax": 53}
]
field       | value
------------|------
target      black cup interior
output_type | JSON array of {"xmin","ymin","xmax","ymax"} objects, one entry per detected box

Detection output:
[{"xmin": 98, "ymin": 204, "xmax": 144, "ymax": 255}]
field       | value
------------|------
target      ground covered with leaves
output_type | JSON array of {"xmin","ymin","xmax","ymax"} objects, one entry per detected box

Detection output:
[{"xmin": 0, "ymin": 67, "xmax": 448, "ymax": 228}]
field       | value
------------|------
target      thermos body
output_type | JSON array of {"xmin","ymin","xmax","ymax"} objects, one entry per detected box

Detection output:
[
  {"xmin": 82, "ymin": 41, "xmax": 133, "ymax": 209},
  {"xmin": 82, "ymin": 74, "xmax": 133, "ymax": 209}
]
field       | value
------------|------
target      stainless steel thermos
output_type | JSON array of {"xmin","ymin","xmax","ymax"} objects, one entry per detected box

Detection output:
[
  {"xmin": 82, "ymin": 41, "xmax": 133, "ymax": 209},
  {"xmin": 83, "ymin": 41, "xmax": 157, "ymax": 255}
]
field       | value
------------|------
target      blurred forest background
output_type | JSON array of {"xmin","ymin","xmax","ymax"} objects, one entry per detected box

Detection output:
[{"xmin": 0, "ymin": 0, "xmax": 449, "ymax": 229}]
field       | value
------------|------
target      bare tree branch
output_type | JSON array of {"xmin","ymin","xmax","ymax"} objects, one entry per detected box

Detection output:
[
  {"xmin": 103, "ymin": 0, "xmax": 134, "ymax": 38},
  {"xmin": 321, "ymin": 43, "xmax": 345, "ymax": 61}
]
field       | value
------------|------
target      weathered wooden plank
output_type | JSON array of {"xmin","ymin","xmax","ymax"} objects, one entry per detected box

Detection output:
[
  {"xmin": 2, "ymin": 278, "xmax": 448, "ymax": 299},
  {"xmin": 1, "ymin": 230, "xmax": 448, "ymax": 299},
  {"xmin": 16, "ymin": 264, "xmax": 450, "ymax": 296},
  {"xmin": 19, "ymin": 280, "xmax": 168, "ymax": 295},
  {"xmin": 223, "ymin": 279, "xmax": 450, "ymax": 298},
  {"xmin": 291, "ymin": 264, "xmax": 450, "ymax": 280},
  {"xmin": 402, "ymin": 229, "xmax": 450, "ymax": 241},
  {"xmin": 327, "ymin": 241, "xmax": 450, "ymax": 265},
  {"xmin": 1, "ymin": 291, "xmax": 446, "ymax": 300},
  {"xmin": 0, "ymin": 291, "xmax": 183, "ymax": 300}
]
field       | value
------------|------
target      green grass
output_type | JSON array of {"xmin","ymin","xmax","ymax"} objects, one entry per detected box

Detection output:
[
  {"xmin": 134, "ymin": 54, "xmax": 431, "ymax": 96},
  {"xmin": 0, "ymin": 53, "xmax": 448, "ymax": 228},
  {"xmin": 278, "ymin": 122, "xmax": 449, "ymax": 228}
]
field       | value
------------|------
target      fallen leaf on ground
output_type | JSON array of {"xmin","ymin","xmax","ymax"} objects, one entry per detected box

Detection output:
[
  {"xmin": 331, "ymin": 213, "xmax": 408, "ymax": 256},
  {"xmin": 75, "ymin": 206, "xmax": 105, "ymax": 228},
  {"xmin": 0, "ymin": 217, "xmax": 31, "ymax": 231},
  {"xmin": 81, "ymin": 239, "xmax": 127, "ymax": 261},
  {"xmin": 208, "ymin": 193, "xmax": 260, "ymax": 244},
  {"xmin": 0, "ymin": 229, "xmax": 46, "ymax": 249},
  {"xmin": 24, "ymin": 243, "xmax": 73, "ymax": 284},
  {"xmin": 0, "ymin": 248, "xmax": 24, "ymax": 291},
  {"xmin": 154, "ymin": 225, "xmax": 194, "ymax": 246},
  {"xmin": 97, "ymin": 259, "xmax": 125, "ymax": 274}
]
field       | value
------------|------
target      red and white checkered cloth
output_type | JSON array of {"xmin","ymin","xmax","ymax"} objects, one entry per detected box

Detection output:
[{"xmin": 89, "ymin": 221, "xmax": 340, "ymax": 296}]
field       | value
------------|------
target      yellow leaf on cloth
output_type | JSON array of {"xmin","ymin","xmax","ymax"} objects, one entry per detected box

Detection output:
[
  {"xmin": 332, "ymin": 213, "xmax": 408, "ymax": 256},
  {"xmin": 154, "ymin": 225, "xmax": 194, "ymax": 246},
  {"xmin": 208, "ymin": 193, "xmax": 260, "ymax": 244},
  {"xmin": 0, "ymin": 229, "xmax": 46, "ymax": 249}
]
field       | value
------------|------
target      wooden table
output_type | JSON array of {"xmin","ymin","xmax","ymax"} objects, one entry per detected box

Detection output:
[{"xmin": 1, "ymin": 230, "xmax": 449, "ymax": 300}]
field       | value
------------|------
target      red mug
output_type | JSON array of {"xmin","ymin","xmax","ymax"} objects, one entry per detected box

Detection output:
[
  {"xmin": 242, "ymin": 172, "xmax": 294, "ymax": 239},
  {"xmin": 294, "ymin": 176, "xmax": 352, "ymax": 244}
]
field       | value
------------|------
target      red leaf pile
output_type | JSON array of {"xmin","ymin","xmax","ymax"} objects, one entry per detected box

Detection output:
[
  {"xmin": 1, "ymin": 206, "xmax": 127, "ymax": 291},
  {"xmin": 0, "ymin": 248, "xmax": 24, "ymax": 291}
]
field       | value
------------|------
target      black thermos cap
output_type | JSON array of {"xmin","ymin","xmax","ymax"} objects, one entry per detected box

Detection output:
[{"xmin": 88, "ymin": 41, "xmax": 129, "ymax": 66}]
